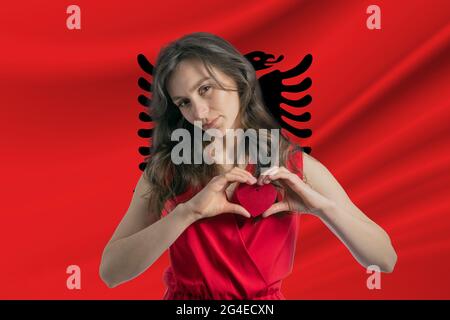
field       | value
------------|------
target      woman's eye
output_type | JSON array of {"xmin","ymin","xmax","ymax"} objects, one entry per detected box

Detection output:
[
  {"xmin": 199, "ymin": 85, "xmax": 211, "ymax": 95},
  {"xmin": 176, "ymin": 86, "xmax": 211, "ymax": 108},
  {"xmin": 177, "ymin": 100, "xmax": 189, "ymax": 108}
]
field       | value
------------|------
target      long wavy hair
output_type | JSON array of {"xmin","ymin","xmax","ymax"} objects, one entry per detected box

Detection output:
[{"xmin": 143, "ymin": 32, "xmax": 300, "ymax": 218}]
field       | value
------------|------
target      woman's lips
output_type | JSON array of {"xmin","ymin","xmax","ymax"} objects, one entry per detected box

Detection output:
[{"xmin": 203, "ymin": 116, "xmax": 221, "ymax": 130}]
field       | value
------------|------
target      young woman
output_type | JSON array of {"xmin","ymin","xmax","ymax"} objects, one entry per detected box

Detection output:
[{"xmin": 99, "ymin": 32, "xmax": 397, "ymax": 299}]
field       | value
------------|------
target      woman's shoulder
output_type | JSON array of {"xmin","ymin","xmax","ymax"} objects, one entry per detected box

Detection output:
[{"xmin": 299, "ymin": 150, "xmax": 334, "ymax": 189}]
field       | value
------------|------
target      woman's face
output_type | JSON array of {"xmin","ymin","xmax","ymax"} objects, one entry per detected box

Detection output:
[{"xmin": 167, "ymin": 58, "xmax": 241, "ymax": 135}]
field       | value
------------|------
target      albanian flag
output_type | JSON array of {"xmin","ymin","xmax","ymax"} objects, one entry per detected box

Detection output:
[{"xmin": 0, "ymin": 0, "xmax": 449, "ymax": 299}]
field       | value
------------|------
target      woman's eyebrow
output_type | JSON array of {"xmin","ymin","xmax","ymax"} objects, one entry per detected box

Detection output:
[{"xmin": 171, "ymin": 76, "xmax": 211, "ymax": 101}]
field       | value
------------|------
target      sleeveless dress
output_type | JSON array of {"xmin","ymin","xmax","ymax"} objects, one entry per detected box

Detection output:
[{"xmin": 161, "ymin": 149, "xmax": 304, "ymax": 300}]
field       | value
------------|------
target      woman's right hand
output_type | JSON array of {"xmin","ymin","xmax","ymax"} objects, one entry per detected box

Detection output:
[{"xmin": 185, "ymin": 167, "xmax": 257, "ymax": 221}]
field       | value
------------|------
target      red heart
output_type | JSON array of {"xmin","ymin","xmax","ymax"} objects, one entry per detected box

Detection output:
[{"xmin": 233, "ymin": 183, "xmax": 278, "ymax": 217}]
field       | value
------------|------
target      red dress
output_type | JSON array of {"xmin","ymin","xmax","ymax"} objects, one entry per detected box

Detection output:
[{"xmin": 161, "ymin": 149, "xmax": 304, "ymax": 300}]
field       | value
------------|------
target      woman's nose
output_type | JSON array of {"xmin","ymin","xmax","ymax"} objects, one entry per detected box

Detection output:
[{"xmin": 190, "ymin": 100, "xmax": 209, "ymax": 121}]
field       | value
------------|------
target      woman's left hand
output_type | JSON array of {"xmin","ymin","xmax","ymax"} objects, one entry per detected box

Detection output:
[{"xmin": 258, "ymin": 166, "xmax": 335, "ymax": 218}]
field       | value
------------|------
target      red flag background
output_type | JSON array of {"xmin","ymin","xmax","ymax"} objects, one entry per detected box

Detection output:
[{"xmin": 1, "ymin": 0, "xmax": 449, "ymax": 299}]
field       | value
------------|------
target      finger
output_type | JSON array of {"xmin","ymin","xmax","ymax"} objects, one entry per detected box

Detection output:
[
  {"xmin": 222, "ymin": 174, "xmax": 249, "ymax": 189},
  {"xmin": 230, "ymin": 167, "xmax": 257, "ymax": 182},
  {"xmin": 223, "ymin": 202, "xmax": 251, "ymax": 218},
  {"xmin": 261, "ymin": 169, "xmax": 279, "ymax": 185},
  {"xmin": 262, "ymin": 201, "xmax": 290, "ymax": 218},
  {"xmin": 274, "ymin": 167, "xmax": 306, "ymax": 184},
  {"xmin": 263, "ymin": 175, "xmax": 272, "ymax": 184},
  {"xmin": 213, "ymin": 174, "xmax": 246, "ymax": 191},
  {"xmin": 237, "ymin": 170, "xmax": 257, "ymax": 184},
  {"xmin": 257, "ymin": 174, "xmax": 264, "ymax": 185},
  {"xmin": 261, "ymin": 166, "xmax": 279, "ymax": 175},
  {"xmin": 225, "ymin": 172, "xmax": 256, "ymax": 185},
  {"xmin": 258, "ymin": 166, "xmax": 279, "ymax": 185},
  {"xmin": 267, "ymin": 171, "xmax": 301, "ymax": 189}
]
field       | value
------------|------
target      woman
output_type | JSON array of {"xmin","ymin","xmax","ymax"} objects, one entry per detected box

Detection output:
[{"xmin": 99, "ymin": 32, "xmax": 397, "ymax": 299}]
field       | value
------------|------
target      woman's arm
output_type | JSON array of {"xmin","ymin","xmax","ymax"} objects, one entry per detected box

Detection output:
[
  {"xmin": 260, "ymin": 151, "xmax": 397, "ymax": 273},
  {"xmin": 302, "ymin": 152, "xmax": 397, "ymax": 272},
  {"xmin": 319, "ymin": 201, "xmax": 397, "ymax": 272},
  {"xmin": 99, "ymin": 167, "xmax": 253, "ymax": 288},
  {"xmin": 99, "ymin": 173, "xmax": 197, "ymax": 288}
]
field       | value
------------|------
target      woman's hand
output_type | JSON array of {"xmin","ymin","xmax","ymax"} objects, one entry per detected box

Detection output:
[
  {"xmin": 185, "ymin": 167, "xmax": 256, "ymax": 221},
  {"xmin": 257, "ymin": 166, "xmax": 335, "ymax": 218}
]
